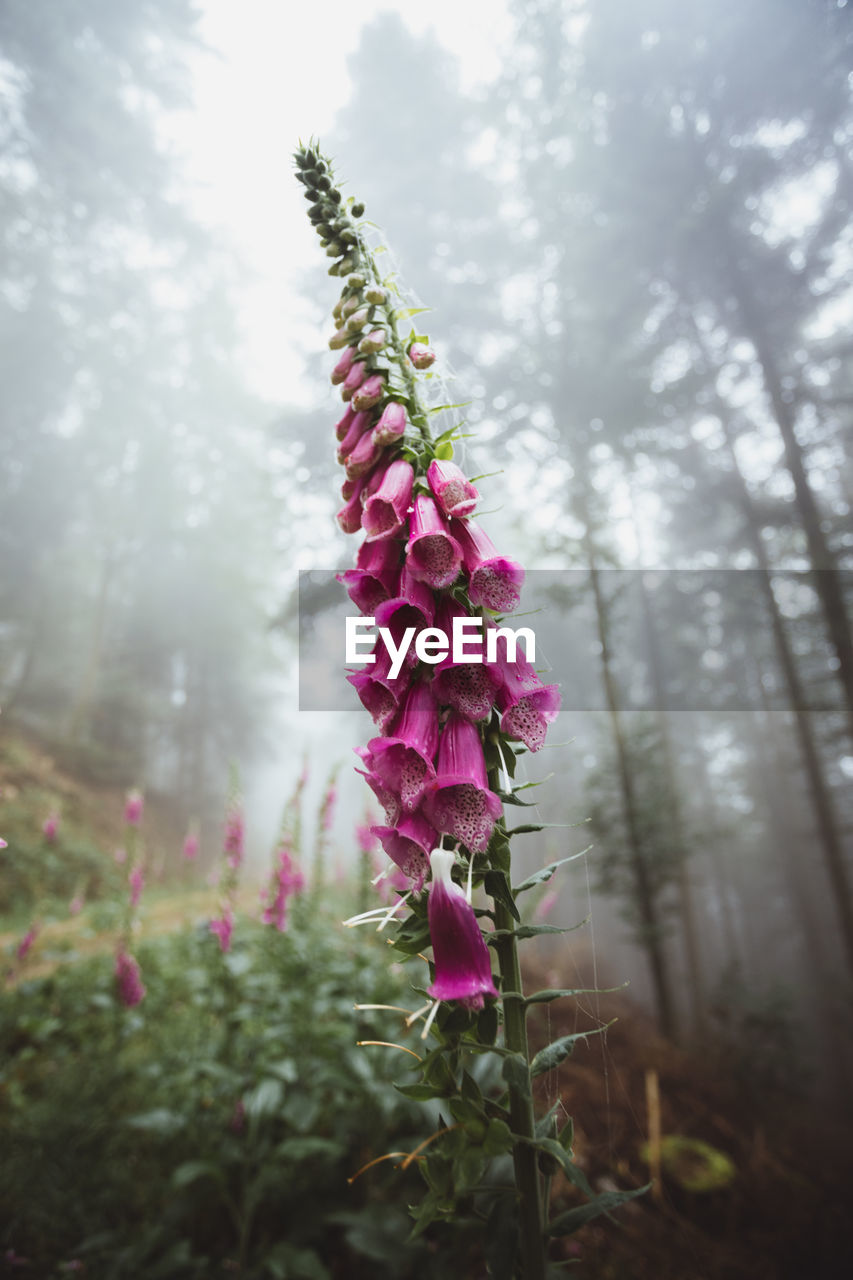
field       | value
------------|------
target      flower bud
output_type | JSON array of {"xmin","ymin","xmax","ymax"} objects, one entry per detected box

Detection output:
[
  {"xmin": 330, "ymin": 344, "xmax": 357, "ymax": 386},
  {"xmin": 409, "ymin": 342, "xmax": 436, "ymax": 370},
  {"xmin": 348, "ymin": 273, "xmax": 366, "ymax": 289},
  {"xmin": 352, "ymin": 372, "xmax": 385, "ymax": 412},
  {"xmin": 358, "ymin": 328, "xmax": 386, "ymax": 354},
  {"xmin": 373, "ymin": 400, "xmax": 407, "ymax": 446},
  {"xmin": 341, "ymin": 359, "xmax": 368, "ymax": 401},
  {"xmin": 332, "ymin": 298, "xmax": 344, "ymax": 319},
  {"xmin": 325, "ymin": 243, "xmax": 343, "ymax": 258},
  {"xmin": 338, "ymin": 257, "xmax": 354, "ymax": 275},
  {"xmin": 343, "ymin": 296, "xmax": 361, "ymax": 317},
  {"xmin": 346, "ymin": 308, "xmax": 369, "ymax": 333},
  {"xmin": 365, "ymin": 285, "xmax": 386, "ymax": 305},
  {"xmin": 351, "ymin": 202, "xmax": 365, "ymax": 218},
  {"xmin": 329, "ymin": 327, "xmax": 350, "ymax": 350}
]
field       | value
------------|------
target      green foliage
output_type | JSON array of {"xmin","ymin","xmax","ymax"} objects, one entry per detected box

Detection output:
[{"xmin": 0, "ymin": 916, "xmax": 478, "ymax": 1277}]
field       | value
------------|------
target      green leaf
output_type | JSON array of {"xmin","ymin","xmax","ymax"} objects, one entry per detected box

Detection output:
[
  {"xmin": 483, "ymin": 1117, "xmax": 514, "ymax": 1157},
  {"xmin": 171, "ymin": 1160, "xmax": 222, "ymax": 1190},
  {"xmin": 488, "ymin": 923, "xmax": 578, "ymax": 944},
  {"xmin": 126, "ymin": 1108, "xmax": 186, "ymax": 1136},
  {"xmin": 484, "ymin": 869, "xmax": 520, "ymax": 921},
  {"xmin": 513, "ymin": 847, "xmax": 594, "ymax": 894},
  {"xmin": 434, "ymin": 440, "xmax": 454, "ymax": 461},
  {"xmin": 546, "ymin": 1184, "xmax": 650, "ymax": 1235},
  {"xmin": 501, "ymin": 1052, "xmax": 531, "ymax": 1101},
  {"xmin": 530, "ymin": 1024, "xmax": 613, "ymax": 1078},
  {"xmin": 524, "ymin": 985, "xmax": 623, "ymax": 1007},
  {"xmin": 505, "ymin": 822, "xmax": 546, "ymax": 837},
  {"xmin": 244, "ymin": 1077, "xmax": 284, "ymax": 1120},
  {"xmin": 394, "ymin": 1082, "xmax": 445, "ymax": 1102}
]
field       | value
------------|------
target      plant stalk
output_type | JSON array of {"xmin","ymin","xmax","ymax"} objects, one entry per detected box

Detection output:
[{"xmin": 493, "ymin": 896, "xmax": 546, "ymax": 1279}]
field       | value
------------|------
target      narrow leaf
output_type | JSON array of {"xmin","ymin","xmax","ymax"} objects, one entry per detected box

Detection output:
[{"xmin": 547, "ymin": 1185, "xmax": 650, "ymax": 1236}]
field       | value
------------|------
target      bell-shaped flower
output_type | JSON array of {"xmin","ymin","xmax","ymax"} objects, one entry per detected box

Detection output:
[
  {"xmin": 405, "ymin": 494, "xmax": 463, "ymax": 590},
  {"xmin": 373, "ymin": 401, "xmax": 407, "ymax": 447},
  {"xmin": 427, "ymin": 459, "xmax": 479, "ymax": 519},
  {"xmin": 209, "ymin": 909, "xmax": 234, "ymax": 953},
  {"xmin": 408, "ymin": 342, "xmax": 436, "ymax": 370},
  {"xmin": 348, "ymin": 641, "xmax": 411, "ymax": 731},
  {"xmin": 371, "ymin": 811, "xmax": 437, "ymax": 894},
  {"xmin": 331, "ymin": 344, "xmax": 358, "ymax": 385},
  {"xmin": 422, "ymin": 712, "xmax": 502, "ymax": 852},
  {"xmin": 432, "ymin": 598, "xmax": 501, "ymax": 721},
  {"xmin": 452, "ymin": 519, "xmax": 525, "ymax": 614},
  {"xmin": 426, "ymin": 849, "xmax": 498, "ymax": 1009},
  {"xmin": 335, "ymin": 405, "xmax": 356, "ymax": 442},
  {"xmin": 362, "ymin": 680, "xmax": 439, "ymax": 812},
  {"xmin": 352, "ymin": 372, "xmax": 385, "ymax": 412},
  {"xmin": 362, "ymin": 459, "xmax": 414, "ymax": 541},
  {"xmin": 490, "ymin": 643, "xmax": 561, "ymax": 752},
  {"xmin": 338, "ymin": 536, "xmax": 402, "ymax": 615},
  {"xmin": 355, "ymin": 755, "xmax": 402, "ymax": 828},
  {"xmin": 124, "ymin": 789, "xmax": 144, "ymax": 827},
  {"xmin": 374, "ymin": 563, "xmax": 435, "ymax": 672}
]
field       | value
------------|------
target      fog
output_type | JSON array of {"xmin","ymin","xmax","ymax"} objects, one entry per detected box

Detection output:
[{"xmin": 2, "ymin": 0, "xmax": 852, "ymax": 1103}]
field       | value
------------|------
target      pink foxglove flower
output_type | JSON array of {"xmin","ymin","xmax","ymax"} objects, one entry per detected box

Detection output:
[
  {"xmin": 16, "ymin": 924, "xmax": 39, "ymax": 962},
  {"xmin": 351, "ymin": 372, "xmax": 385, "ymax": 412},
  {"xmin": 0, "ymin": 838, "xmax": 7, "ymax": 849},
  {"xmin": 373, "ymin": 401, "xmax": 407, "ymax": 446},
  {"xmin": 338, "ymin": 535, "xmax": 402, "ymax": 615},
  {"xmin": 182, "ymin": 832, "xmax": 199, "ymax": 860},
  {"xmin": 129, "ymin": 864, "xmax": 145, "ymax": 909},
  {"xmin": 360, "ymin": 681, "xmax": 440, "ymax": 812},
  {"xmin": 69, "ymin": 895, "xmax": 84, "ymax": 916},
  {"xmin": 432, "ymin": 600, "xmax": 500, "ymax": 722},
  {"xmin": 43, "ymin": 813, "xmax": 59, "ymax": 841},
  {"xmin": 372, "ymin": 810, "xmax": 437, "ymax": 894},
  {"xmin": 427, "ymin": 459, "xmax": 479, "ymax": 519},
  {"xmin": 337, "ymin": 472, "xmax": 372, "ymax": 534},
  {"xmin": 374, "ymin": 564, "xmax": 436, "ymax": 667},
  {"xmin": 405, "ymin": 494, "xmax": 463, "ymax": 590},
  {"xmin": 344, "ymin": 426, "xmax": 382, "ymax": 480},
  {"xmin": 124, "ymin": 790, "xmax": 144, "ymax": 827},
  {"xmin": 335, "ymin": 405, "xmax": 356, "ymax": 442},
  {"xmin": 115, "ymin": 950, "xmax": 146, "ymax": 1007},
  {"xmin": 341, "ymin": 358, "xmax": 368, "ymax": 401},
  {"xmin": 114, "ymin": 846, "xmax": 127, "ymax": 864},
  {"xmin": 330, "ymin": 343, "xmax": 357, "ymax": 385},
  {"xmin": 452, "ymin": 519, "xmax": 525, "ymax": 613},
  {"xmin": 362, "ymin": 459, "xmax": 414, "ymax": 541},
  {"xmin": 224, "ymin": 806, "xmax": 245, "ymax": 869},
  {"xmin": 489, "ymin": 645, "xmax": 561, "ymax": 752},
  {"xmin": 210, "ymin": 909, "xmax": 234, "ymax": 953},
  {"xmin": 336, "ymin": 409, "xmax": 371, "ymax": 460},
  {"xmin": 348, "ymin": 641, "xmax": 412, "ymax": 732},
  {"xmin": 427, "ymin": 849, "xmax": 498, "ymax": 1009},
  {"xmin": 408, "ymin": 342, "xmax": 436, "ymax": 369},
  {"xmin": 422, "ymin": 712, "xmax": 502, "ymax": 853},
  {"xmin": 263, "ymin": 845, "xmax": 305, "ymax": 931}
]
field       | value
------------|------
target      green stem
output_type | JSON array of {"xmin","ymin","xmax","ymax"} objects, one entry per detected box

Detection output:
[{"xmin": 493, "ymin": 897, "xmax": 546, "ymax": 1279}]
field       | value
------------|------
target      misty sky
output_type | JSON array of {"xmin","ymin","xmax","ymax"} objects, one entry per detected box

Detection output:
[{"xmin": 165, "ymin": 0, "xmax": 512, "ymax": 402}]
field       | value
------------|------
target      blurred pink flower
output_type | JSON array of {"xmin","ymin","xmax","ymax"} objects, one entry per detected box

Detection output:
[
  {"xmin": 210, "ymin": 909, "xmax": 234, "ymax": 952},
  {"xmin": 69, "ymin": 895, "xmax": 84, "ymax": 916},
  {"xmin": 114, "ymin": 846, "xmax": 127, "ymax": 865},
  {"xmin": 123, "ymin": 790, "xmax": 144, "ymax": 827},
  {"xmin": 115, "ymin": 949, "xmax": 146, "ymax": 1007},
  {"xmin": 182, "ymin": 832, "xmax": 199, "ymax": 860},
  {"xmin": 43, "ymin": 813, "xmax": 59, "ymax": 841},
  {"xmin": 223, "ymin": 807, "xmax": 244, "ymax": 870},
  {"xmin": 16, "ymin": 925, "xmax": 39, "ymax": 962}
]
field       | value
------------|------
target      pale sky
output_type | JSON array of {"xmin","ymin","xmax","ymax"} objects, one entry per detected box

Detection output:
[{"xmin": 167, "ymin": 0, "xmax": 513, "ymax": 403}]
